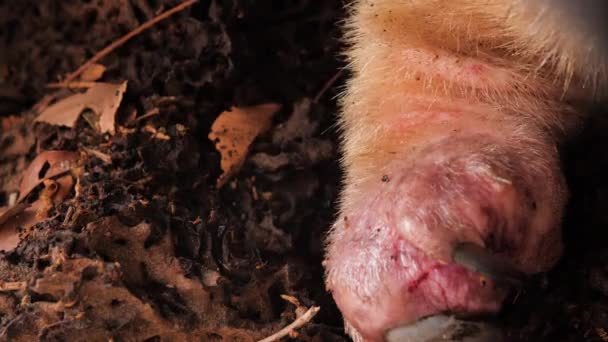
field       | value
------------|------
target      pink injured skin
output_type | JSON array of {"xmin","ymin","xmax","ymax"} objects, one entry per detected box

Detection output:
[
  {"xmin": 325, "ymin": 127, "xmax": 566, "ymax": 340},
  {"xmin": 323, "ymin": 1, "xmax": 598, "ymax": 341}
]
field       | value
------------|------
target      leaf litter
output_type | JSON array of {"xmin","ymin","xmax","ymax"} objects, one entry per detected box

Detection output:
[
  {"xmin": 17, "ymin": 150, "xmax": 80, "ymax": 202},
  {"xmin": 0, "ymin": 1, "xmax": 349, "ymax": 341},
  {"xmin": 0, "ymin": 150, "xmax": 79, "ymax": 252},
  {"xmin": 34, "ymin": 81, "xmax": 127, "ymax": 134},
  {"xmin": 209, "ymin": 103, "xmax": 282, "ymax": 187}
]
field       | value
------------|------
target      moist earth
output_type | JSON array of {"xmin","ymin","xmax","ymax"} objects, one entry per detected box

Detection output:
[{"xmin": 0, "ymin": 1, "xmax": 608, "ymax": 341}]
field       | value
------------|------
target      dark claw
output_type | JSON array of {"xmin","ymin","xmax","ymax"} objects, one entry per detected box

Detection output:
[
  {"xmin": 385, "ymin": 315, "xmax": 504, "ymax": 342},
  {"xmin": 452, "ymin": 242, "xmax": 526, "ymax": 287}
]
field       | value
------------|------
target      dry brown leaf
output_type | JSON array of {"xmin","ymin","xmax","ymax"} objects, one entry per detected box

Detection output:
[
  {"xmin": 79, "ymin": 63, "xmax": 106, "ymax": 81},
  {"xmin": 18, "ymin": 150, "xmax": 80, "ymax": 201},
  {"xmin": 0, "ymin": 201, "xmax": 52, "ymax": 252},
  {"xmin": 0, "ymin": 203, "xmax": 29, "ymax": 226},
  {"xmin": 0, "ymin": 173, "xmax": 76, "ymax": 252},
  {"xmin": 32, "ymin": 92, "xmax": 64, "ymax": 114},
  {"xmin": 35, "ymin": 81, "xmax": 127, "ymax": 134},
  {"xmin": 0, "ymin": 204, "xmax": 32, "ymax": 251},
  {"xmin": 209, "ymin": 103, "xmax": 281, "ymax": 187}
]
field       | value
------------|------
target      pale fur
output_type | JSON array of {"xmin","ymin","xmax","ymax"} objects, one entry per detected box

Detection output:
[
  {"xmin": 326, "ymin": 1, "xmax": 599, "ymax": 340},
  {"xmin": 336, "ymin": 0, "xmax": 596, "ymax": 214}
]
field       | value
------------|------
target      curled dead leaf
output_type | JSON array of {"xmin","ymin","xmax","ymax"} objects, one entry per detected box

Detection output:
[
  {"xmin": 18, "ymin": 150, "xmax": 80, "ymax": 202},
  {"xmin": 34, "ymin": 81, "xmax": 127, "ymax": 134},
  {"xmin": 79, "ymin": 63, "xmax": 106, "ymax": 82},
  {"xmin": 0, "ymin": 203, "xmax": 31, "ymax": 251},
  {"xmin": 0, "ymin": 172, "xmax": 76, "ymax": 252},
  {"xmin": 32, "ymin": 92, "xmax": 65, "ymax": 114},
  {"xmin": 0, "ymin": 203, "xmax": 29, "ymax": 227},
  {"xmin": 209, "ymin": 103, "xmax": 281, "ymax": 187},
  {"xmin": 0, "ymin": 203, "xmax": 38, "ymax": 251}
]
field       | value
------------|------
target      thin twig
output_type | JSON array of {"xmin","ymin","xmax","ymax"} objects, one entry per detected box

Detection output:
[
  {"xmin": 257, "ymin": 306, "xmax": 320, "ymax": 342},
  {"xmin": 82, "ymin": 147, "xmax": 112, "ymax": 164},
  {"xmin": 46, "ymin": 81, "xmax": 98, "ymax": 89},
  {"xmin": 129, "ymin": 108, "xmax": 160, "ymax": 125},
  {"xmin": 312, "ymin": 68, "xmax": 345, "ymax": 104},
  {"xmin": 61, "ymin": 0, "xmax": 197, "ymax": 84},
  {"xmin": 0, "ymin": 281, "xmax": 26, "ymax": 292}
]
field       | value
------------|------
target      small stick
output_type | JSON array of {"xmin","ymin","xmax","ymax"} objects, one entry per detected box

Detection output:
[
  {"xmin": 0, "ymin": 281, "xmax": 26, "ymax": 292},
  {"xmin": 129, "ymin": 108, "xmax": 160, "ymax": 125},
  {"xmin": 46, "ymin": 81, "xmax": 98, "ymax": 89},
  {"xmin": 257, "ymin": 306, "xmax": 320, "ymax": 342},
  {"xmin": 62, "ymin": 0, "xmax": 197, "ymax": 84},
  {"xmin": 82, "ymin": 147, "xmax": 112, "ymax": 164},
  {"xmin": 312, "ymin": 68, "xmax": 345, "ymax": 104}
]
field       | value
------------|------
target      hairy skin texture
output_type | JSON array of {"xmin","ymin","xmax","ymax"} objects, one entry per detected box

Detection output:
[{"xmin": 324, "ymin": 1, "xmax": 604, "ymax": 341}]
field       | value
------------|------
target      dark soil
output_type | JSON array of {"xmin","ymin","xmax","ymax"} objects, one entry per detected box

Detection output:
[{"xmin": 0, "ymin": 1, "xmax": 607, "ymax": 341}]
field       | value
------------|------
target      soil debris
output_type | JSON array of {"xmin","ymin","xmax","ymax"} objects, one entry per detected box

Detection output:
[{"xmin": 62, "ymin": 0, "xmax": 199, "ymax": 84}]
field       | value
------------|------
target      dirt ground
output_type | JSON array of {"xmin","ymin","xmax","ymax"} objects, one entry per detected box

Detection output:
[{"xmin": 1, "ymin": 1, "xmax": 608, "ymax": 341}]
